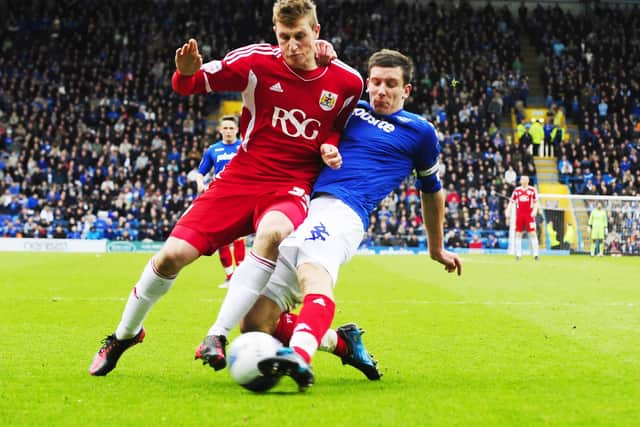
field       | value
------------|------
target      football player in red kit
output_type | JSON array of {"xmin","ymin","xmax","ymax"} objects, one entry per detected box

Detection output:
[
  {"xmin": 507, "ymin": 175, "xmax": 540, "ymax": 260},
  {"xmin": 90, "ymin": 0, "xmax": 363, "ymax": 377}
]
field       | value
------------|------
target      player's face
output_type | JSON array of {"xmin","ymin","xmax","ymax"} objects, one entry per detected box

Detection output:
[
  {"xmin": 218, "ymin": 120, "xmax": 238, "ymax": 144},
  {"xmin": 366, "ymin": 66, "xmax": 411, "ymax": 116},
  {"xmin": 520, "ymin": 176, "xmax": 529, "ymax": 187},
  {"xmin": 274, "ymin": 17, "xmax": 320, "ymax": 71}
]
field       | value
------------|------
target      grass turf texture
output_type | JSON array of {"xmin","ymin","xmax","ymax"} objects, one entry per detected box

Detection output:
[{"xmin": 1, "ymin": 253, "xmax": 639, "ymax": 426}]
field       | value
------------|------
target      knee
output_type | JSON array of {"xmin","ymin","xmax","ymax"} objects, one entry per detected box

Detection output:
[
  {"xmin": 240, "ymin": 296, "xmax": 281, "ymax": 334},
  {"xmin": 240, "ymin": 312, "xmax": 276, "ymax": 335},
  {"xmin": 254, "ymin": 215, "xmax": 294, "ymax": 258},
  {"xmin": 256, "ymin": 224, "xmax": 292, "ymax": 248},
  {"xmin": 155, "ymin": 247, "xmax": 190, "ymax": 276}
]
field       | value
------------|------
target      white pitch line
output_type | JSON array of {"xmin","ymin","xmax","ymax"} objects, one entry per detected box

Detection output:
[
  {"xmin": 12, "ymin": 296, "xmax": 638, "ymax": 308},
  {"xmin": 342, "ymin": 300, "xmax": 638, "ymax": 307}
]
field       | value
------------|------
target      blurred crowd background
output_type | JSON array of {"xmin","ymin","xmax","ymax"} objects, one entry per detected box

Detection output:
[{"xmin": 0, "ymin": 0, "xmax": 638, "ymax": 253}]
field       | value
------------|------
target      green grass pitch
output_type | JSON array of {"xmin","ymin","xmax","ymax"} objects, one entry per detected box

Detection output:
[{"xmin": 1, "ymin": 252, "xmax": 639, "ymax": 426}]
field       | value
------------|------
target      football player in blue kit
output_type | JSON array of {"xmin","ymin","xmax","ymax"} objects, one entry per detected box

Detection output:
[
  {"xmin": 240, "ymin": 49, "xmax": 463, "ymax": 391},
  {"xmin": 194, "ymin": 115, "xmax": 246, "ymax": 286}
]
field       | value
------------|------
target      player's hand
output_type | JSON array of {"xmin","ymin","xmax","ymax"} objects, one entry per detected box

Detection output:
[
  {"xmin": 197, "ymin": 182, "xmax": 206, "ymax": 193},
  {"xmin": 314, "ymin": 39, "xmax": 337, "ymax": 66},
  {"xmin": 320, "ymin": 143, "xmax": 342, "ymax": 169},
  {"xmin": 175, "ymin": 38, "xmax": 203, "ymax": 76},
  {"xmin": 430, "ymin": 248, "xmax": 462, "ymax": 276}
]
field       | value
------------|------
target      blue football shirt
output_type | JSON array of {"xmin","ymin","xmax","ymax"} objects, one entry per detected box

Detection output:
[
  {"xmin": 198, "ymin": 139, "xmax": 242, "ymax": 180},
  {"xmin": 312, "ymin": 101, "xmax": 441, "ymax": 229}
]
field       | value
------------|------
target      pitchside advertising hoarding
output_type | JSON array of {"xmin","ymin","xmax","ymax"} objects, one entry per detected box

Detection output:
[
  {"xmin": 0, "ymin": 238, "xmax": 569, "ymax": 255},
  {"xmin": 106, "ymin": 241, "xmax": 164, "ymax": 253},
  {"xmin": 0, "ymin": 238, "xmax": 106, "ymax": 252},
  {"xmin": 0, "ymin": 238, "xmax": 162, "ymax": 253}
]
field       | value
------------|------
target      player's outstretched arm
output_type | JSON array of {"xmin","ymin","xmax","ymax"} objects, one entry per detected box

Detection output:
[
  {"xmin": 421, "ymin": 190, "xmax": 462, "ymax": 276},
  {"xmin": 175, "ymin": 38, "xmax": 203, "ymax": 76}
]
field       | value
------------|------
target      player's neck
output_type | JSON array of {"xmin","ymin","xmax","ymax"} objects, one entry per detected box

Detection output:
[
  {"xmin": 282, "ymin": 55, "xmax": 319, "ymax": 73},
  {"xmin": 291, "ymin": 60, "xmax": 318, "ymax": 72}
]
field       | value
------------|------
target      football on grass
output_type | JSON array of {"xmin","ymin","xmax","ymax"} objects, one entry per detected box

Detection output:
[{"xmin": 227, "ymin": 332, "xmax": 283, "ymax": 392}]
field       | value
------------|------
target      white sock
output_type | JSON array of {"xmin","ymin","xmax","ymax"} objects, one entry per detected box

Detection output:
[
  {"xmin": 515, "ymin": 234, "xmax": 522, "ymax": 257},
  {"xmin": 318, "ymin": 329, "xmax": 338, "ymax": 353},
  {"xmin": 290, "ymin": 330, "xmax": 319, "ymax": 360},
  {"xmin": 208, "ymin": 251, "xmax": 275, "ymax": 337},
  {"xmin": 115, "ymin": 259, "xmax": 176, "ymax": 339},
  {"xmin": 529, "ymin": 232, "xmax": 539, "ymax": 256}
]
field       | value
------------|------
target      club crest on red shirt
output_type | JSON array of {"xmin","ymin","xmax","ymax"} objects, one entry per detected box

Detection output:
[{"xmin": 319, "ymin": 90, "xmax": 338, "ymax": 111}]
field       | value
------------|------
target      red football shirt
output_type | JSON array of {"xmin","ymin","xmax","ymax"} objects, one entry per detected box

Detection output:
[
  {"xmin": 510, "ymin": 185, "xmax": 537, "ymax": 217},
  {"xmin": 172, "ymin": 43, "xmax": 363, "ymax": 193}
]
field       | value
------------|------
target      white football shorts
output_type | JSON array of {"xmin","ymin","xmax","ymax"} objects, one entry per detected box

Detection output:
[{"xmin": 262, "ymin": 195, "xmax": 364, "ymax": 312}]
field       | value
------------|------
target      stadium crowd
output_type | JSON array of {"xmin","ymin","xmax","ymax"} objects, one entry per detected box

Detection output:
[
  {"xmin": 526, "ymin": 3, "xmax": 640, "ymax": 196},
  {"xmin": 0, "ymin": 0, "xmax": 532, "ymax": 250},
  {"xmin": 524, "ymin": 3, "xmax": 639, "ymax": 254},
  {"xmin": 3, "ymin": 0, "xmax": 637, "ymax": 254}
]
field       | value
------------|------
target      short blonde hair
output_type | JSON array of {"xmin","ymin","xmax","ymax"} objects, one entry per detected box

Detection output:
[{"xmin": 272, "ymin": 0, "xmax": 318, "ymax": 28}]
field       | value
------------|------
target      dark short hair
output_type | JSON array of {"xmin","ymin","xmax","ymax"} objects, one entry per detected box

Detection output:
[
  {"xmin": 219, "ymin": 115, "xmax": 238, "ymax": 125},
  {"xmin": 368, "ymin": 49, "xmax": 415, "ymax": 85}
]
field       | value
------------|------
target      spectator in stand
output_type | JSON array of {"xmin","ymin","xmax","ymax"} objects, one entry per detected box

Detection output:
[
  {"xmin": 485, "ymin": 233, "xmax": 499, "ymax": 249},
  {"xmin": 445, "ymin": 183, "xmax": 461, "ymax": 209},
  {"xmin": 504, "ymin": 165, "xmax": 517, "ymax": 186},
  {"xmin": 469, "ymin": 234, "xmax": 483, "ymax": 249},
  {"xmin": 446, "ymin": 229, "xmax": 467, "ymax": 249},
  {"xmin": 558, "ymin": 154, "xmax": 573, "ymax": 180}
]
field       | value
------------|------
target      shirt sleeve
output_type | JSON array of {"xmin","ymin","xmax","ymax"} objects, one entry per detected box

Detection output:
[
  {"xmin": 414, "ymin": 121, "xmax": 442, "ymax": 194},
  {"xmin": 321, "ymin": 130, "xmax": 342, "ymax": 148},
  {"xmin": 333, "ymin": 71, "xmax": 363, "ymax": 131},
  {"xmin": 172, "ymin": 44, "xmax": 267, "ymax": 96},
  {"xmin": 172, "ymin": 69, "xmax": 207, "ymax": 95},
  {"xmin": 198, "ymin": 148, "xmax": 214, "ymax": 174}
]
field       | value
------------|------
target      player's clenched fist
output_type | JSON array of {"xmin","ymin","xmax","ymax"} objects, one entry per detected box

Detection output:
[
  {"xmin": 320, "ymin": 143, "xmax": 342, "ymax": 169},
  {"xmin": 175, "ymin": 38, "xmax": 203, "ymax": 76}
]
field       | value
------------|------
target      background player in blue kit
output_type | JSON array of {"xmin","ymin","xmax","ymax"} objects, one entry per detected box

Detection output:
[
  {"xmin": 194, "ymin": 115, "xmax": 246, "ymax": 286},
  {"xmin": 239, "ymin": 49, "xmax": 463, "ymax": 391}
]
